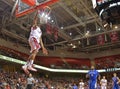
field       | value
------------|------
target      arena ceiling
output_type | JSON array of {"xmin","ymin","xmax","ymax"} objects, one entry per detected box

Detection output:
[{"xmin": 0, "ymin": 0, "xmax": 120, "ymax": 54}]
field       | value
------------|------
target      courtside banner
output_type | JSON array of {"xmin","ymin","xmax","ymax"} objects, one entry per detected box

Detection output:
[{"xmin": 0, "ymin": 54, "xmax": 120, "ymax": 73}]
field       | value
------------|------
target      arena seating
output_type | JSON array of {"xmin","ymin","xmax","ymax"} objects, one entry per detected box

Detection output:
[{"xmin": 0, "ymin": 69, "xmax": 116, "ymax": 89}]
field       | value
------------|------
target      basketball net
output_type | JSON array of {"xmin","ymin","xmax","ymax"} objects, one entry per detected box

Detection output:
[{"xmin": 37, "ymin": 6, "xmax": 51, "ymax": 24}]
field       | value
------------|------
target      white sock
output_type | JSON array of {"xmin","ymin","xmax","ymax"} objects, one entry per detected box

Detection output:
[
  {"xmin": 30, "ymin": 60, "xmax": 34, "ymax": 65},
  {"xmin": 24, "ymin": 61, "xmax": 28, "ymax": 66},
  {"xmin": 25, "ymin": 60, "xmax": 30, "ymax": 66}
]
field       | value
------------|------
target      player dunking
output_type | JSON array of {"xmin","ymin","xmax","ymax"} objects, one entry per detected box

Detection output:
[
  {"xmin": 22, "ymin": 12, "xmax": 48, "ymax": 74},
  {"xmin": 100, "ymin": 76, "xmax": 107, "ymax": 89}
]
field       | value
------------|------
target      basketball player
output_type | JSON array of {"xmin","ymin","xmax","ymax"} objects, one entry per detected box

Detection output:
[
  {"xmin": 100, "ymin": 76, "xmax": 107, "ymax": 89},
  {"xmin": 86, "ymin": 66, "xmax": 100, "ymax": 89},
  {"xmin": 22, "ymin": 12, "xmax": 48, "ymax": 74},
  {"xmin": 79, "ymin": 79, "xmax": 84, "ymax": 89},
  {"xmin": 112, "ymin": 73, "xmax": 119, "ymax": 89}
]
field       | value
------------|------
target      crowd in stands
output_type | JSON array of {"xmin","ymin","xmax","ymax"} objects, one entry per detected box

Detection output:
[
  {"xmin": 0, "ymin": 69, "xmax": 119, "ymax": 89},
  {"xmin": 95, "ymin": 55, "xmax": 120, "ymax": 69}
]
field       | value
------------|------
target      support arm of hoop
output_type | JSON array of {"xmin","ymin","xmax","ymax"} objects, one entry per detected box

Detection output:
[{"xmin": 11, "ymin": 0, "xmax": 19, "ymax": 16}]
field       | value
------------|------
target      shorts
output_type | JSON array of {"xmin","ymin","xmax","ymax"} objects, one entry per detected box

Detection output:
[
  {"xmin": 89, "ymin": 80, "xmax": 97, "ymax": 89},
  {"xmin": 29, "ymin": 37, "xmax": 41, "ymax": 53},
  {"xmin": 101, "ymin": 86, "xmax": 107, "ymax": 89},
  {"xmin": 26, "ymin": 84, "xmax": 33, "ymax": 89}
]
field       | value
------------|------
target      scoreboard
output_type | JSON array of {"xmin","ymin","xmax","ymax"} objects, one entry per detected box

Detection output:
[
  {"xmin": 91, "ymin": 0, "xmax": 120, "ymax": 25},
  {"xmin": 92, "ymin": 0, "xmax": 119, "ymax": 8}
]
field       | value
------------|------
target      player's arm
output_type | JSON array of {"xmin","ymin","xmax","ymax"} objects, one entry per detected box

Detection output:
[
  {"xmin": 98, "ymin": 75, "xmax": 101, "ymax": 80},
  {"xmin": 100, "ymin": 79, "xmax": 102, "ymax": 85},
  {"xmin": 117, "ymin": 77, "xmax": 120, "ymax": 84},
  {"xmin": 83, "ymin": 83, "xmax": 85, "ymax": 87},
  {"xmin": 86, "ymin": 74, "xmax": 89, "ymax": 78},
  {"xmin": 106, "ymin": 80, "xmax": 107, "ymax": 86},
  {"xmin": 32, "ymin": 78, "xmax": 36, "ymax": 84},
  {"xmin": 86, "ymin": 72, "xmax": 89, "ymax": 79},
  {"xmin": 40, "ymin": 37, "xmax": 48, "ymax": 55},
  {"xmin": 97, "ymin": 71, "xmax": 101, "ymax": 80},
  {"xmin": 33, "ymin": 11, "xmax": 38, "ymax": 26}
]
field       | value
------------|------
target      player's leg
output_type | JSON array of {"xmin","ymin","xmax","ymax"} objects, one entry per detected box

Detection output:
[
  {"xmin": 116, "ymin": 85, "xmax": 119, "ymax": 89},
  {"xmin": 101, "ymin": 86, "xmax": 104, "ymax": 89},
  {"xmin": 27, "ymin": 49, "xmax": 38, "ymax": 71},
  {"xmin": 22, "ymin": 38, "xmax": 37, "ymax": 73},
  {"xmin": 22, "ymin": 60, "xmax": 30, "ymax": 74},
  {"xmin": 91, "ymin": 81, "xmax": 96, "ymax": 89},
  {"xmin": 89, "ymin": 81, "xmax": 92, "ymax": 89},
  {"xmin": 27, "ymin": 37, "xmax": 40, "ymax": 71}
]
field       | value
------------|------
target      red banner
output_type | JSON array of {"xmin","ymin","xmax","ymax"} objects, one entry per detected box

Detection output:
[
  {"xmin": 109, "ymin": 31, "xmax": 119, "ymax": 42},
  {"xmin": 97, "ymin": 34, "xmax": 105, "ymax": 45},
  {"xmin": 46, "ymin": 23, "xmax": 52, "ymax": 35},
  {"xmin": 53, "ymin": 27, "xmax": 58, "ymax": 41}
]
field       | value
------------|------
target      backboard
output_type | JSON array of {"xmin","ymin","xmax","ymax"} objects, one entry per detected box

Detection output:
[{"xmin": 14, "ymin": 0, "xmax": 58, "ymax": 18}]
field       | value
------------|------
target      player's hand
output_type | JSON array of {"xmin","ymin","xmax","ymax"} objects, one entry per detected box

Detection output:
[{"xmin": 42, "ymin": 48, "xmax": 48, "ymax": 55}]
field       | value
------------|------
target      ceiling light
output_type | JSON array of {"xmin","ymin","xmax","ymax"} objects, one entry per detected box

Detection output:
[
  {"xmin": 85, "ymin": 31, "xmax": 90, "ymax": 36},
  {"xmin": 69, "ymin": 32, "xmax": 72, "ymax": 36},
  {"xmin": 78, "ymin": 41, "xmax": 81, "ymax": 44},
  {"xmin": 72, "ymin": 45, "xmax": 77, "ymax": 48},
  {"xmin": 114, "ymin": 26, "xmax": 118, "ymax": 29},
  {"xmin": 70, "ymin": 43, "xmax": 73, "ymax": 46},
  {"xmin": 103, "ymin": 23, "xmax": 108, "ymax": 27},
  {"xmin": 51, "ymin": 20, "xmax": 54, "ymax": 22},
  {"xmin": 87, "ymin": 31, "xmax": 89, "ymax": 33},
  {"xmin": 61, "ymin": 27, "xmax": 63, "ymax": 29},
  {"xmin": 98, "ymin": 28, "xmax": 101, "ymax": 31}
]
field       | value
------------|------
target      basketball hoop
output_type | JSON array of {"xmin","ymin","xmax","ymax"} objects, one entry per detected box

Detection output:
[
  {"xmin": 12, "ymin": 0, "xmax": 58, "ymax": 18},
  {"xmin": 37, "ymin": 6, "xmax": 51, "ymax": 24}
]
